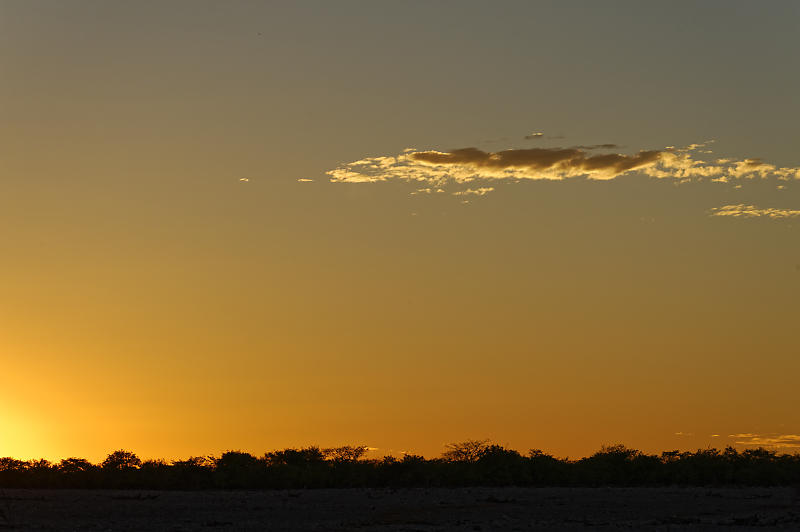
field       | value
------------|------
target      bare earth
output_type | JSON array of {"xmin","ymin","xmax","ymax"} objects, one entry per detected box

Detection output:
[{"xmin": 1, "ymin": 487, "xmax": 799, "ymax": 531}]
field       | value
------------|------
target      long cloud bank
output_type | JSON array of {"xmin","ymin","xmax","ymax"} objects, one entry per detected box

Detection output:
[
  {"xmin": 327, "ymin": 143, "xmax": 800, "ymax": 185},
  {"xmin": 326, "ymin": 141, "xmax": 799, "ymax": 218}
]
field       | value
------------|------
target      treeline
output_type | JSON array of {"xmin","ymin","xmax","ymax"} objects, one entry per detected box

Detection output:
[{"xmin": 2, "ymin": 442, "xmax": 799, "ymax": 489}]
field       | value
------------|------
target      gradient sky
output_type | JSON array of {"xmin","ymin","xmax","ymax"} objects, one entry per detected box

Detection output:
[{"xmin": 2, "ymin": 0, "xmax": 799, "ymax": 461}]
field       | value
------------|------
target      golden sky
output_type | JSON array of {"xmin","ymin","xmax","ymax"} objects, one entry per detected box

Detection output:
[{"xmin": 2, "ymin": 0, "xmax": 799, "ymax": 461}]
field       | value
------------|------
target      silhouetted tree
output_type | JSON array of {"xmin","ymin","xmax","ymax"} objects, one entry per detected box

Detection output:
[
  {"xmin": 442, "ymin": 439, "xmax": 491, "ymax": 463},
  {"xmin": 528, "ymin": 449, "xmax": 569, "ymax": 485},
  {"xmin": 2, "ymin": 444, "xmax": 800, "ymax": 490},
  {"xmin": 264, "ymin": 447, "xmax": 329, "ymax": 488},
  {"xmin": 102, "ymin": 450, "xmax": 141, "ymax": 471},
  {"xmin": 58, "ymin": 458, "xmax": 94, "ymax": 474},
  {"xmin": 475, "ymin": 445, "xmax": 528, "ymax": 485},
  {"xmin": 0, "ymin": 458, "xmax": 26, "ymax": 472},
  {"xmin": 214, "ymin": 451, "xmax": 264, "ymax": 488},
  {"xmin": 171, "ymin": 456, "xmax": 214, "ymax": 489},
  {"xmin": 323, "ymin": 445, "xmax": 368, "ymax": 462},
  {"xmin": 266, "ymin": 447, "xmax": 326, "ymax": 467}
]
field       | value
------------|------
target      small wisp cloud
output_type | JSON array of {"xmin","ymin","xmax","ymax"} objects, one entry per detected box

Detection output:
[
  {"xmin": 452, "ymin": 187, "xmax": 495, "ymax": 196},
  {"xmin": 709, "ymin": 204, "xmax": 800, "ymax": 219}
]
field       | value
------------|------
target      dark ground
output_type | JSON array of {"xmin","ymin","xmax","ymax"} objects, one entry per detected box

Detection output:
[{"xmin": 1, "ymin": 487, "xmax": 799, "ymax": 531}]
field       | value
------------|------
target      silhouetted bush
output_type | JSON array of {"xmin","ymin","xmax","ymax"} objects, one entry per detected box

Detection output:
[
  {"xmin": 170, "ymin": 456, "xmax": 214, "ymax": 489},
  {"xmin": 474, "ymin": 445, "xmax": 529, "ymax": 485},
  {"xmin": 2, "ymin": 442, "xmax": 800, "ymax": 490},
  {"xmin": 528, "ymin": 449, "xmax": 570, "ymax": 485},
  {"xmin": 214, "ymin": 451, "xmax": 265, "ymax": 488},
  {"xmin": 264, "ymin": 447, "xmax": 329, "ymax": 488}
]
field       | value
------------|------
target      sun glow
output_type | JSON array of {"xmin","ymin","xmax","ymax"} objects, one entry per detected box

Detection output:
[{"xmin": 0, "ymin": 401, "xmax": 47, "ymax": 460}]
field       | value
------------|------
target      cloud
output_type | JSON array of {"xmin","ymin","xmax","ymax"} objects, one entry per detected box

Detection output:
[
  {"xmin": 239, "ymin": 177, "xmax": 250, "ymax": 182},
  {"xmin": 409, "ymin": 147, "xmax": 662, "ymax": 178},
  {"xmin": 452, "ymin": 187, "xmax": 495, "ymax": 196},
  {"xmin": 411, "ymin": 187, "xmax": 445, "ymax": 195},
  {"xmin": 729, "ymin": 433, "xmax": 800, "ymax": 449},
  {"xmin": 524, "ymin": 132, "xmax": 544, "ymax": 139},
  {"xmin": 297, "ymin": 178, "xmax": 313, "ymax": 182},
  {"xmin": 709, "ymin": 204, "xmax": 800, "ymax": 219},
  {"xmin": 728, "ymin": 158, "xmax": 796, "ymax": 180},
  {"xmin": 573, "ymin": 144, "xmax": 621, "ymax": 150},
  {"xmin": 328, "ymin": 142, "xmax": 800, "ymax": 188},
  {"xmin": 325, "ymin": 140, "xmax": 800, "ymax": 217}
]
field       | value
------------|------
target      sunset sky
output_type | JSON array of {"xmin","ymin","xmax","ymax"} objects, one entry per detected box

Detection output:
[{"xmin": 2, "ymin": 0, "xmax": 799, "ymax": 462}]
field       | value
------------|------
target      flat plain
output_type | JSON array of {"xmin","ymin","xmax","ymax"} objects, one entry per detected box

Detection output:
[{"xmin": 2, "ymin": 486, "xmax": 800, "ymax": 531}]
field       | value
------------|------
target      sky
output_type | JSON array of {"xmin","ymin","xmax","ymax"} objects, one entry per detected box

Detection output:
[{"xmin": 1, "ymin": 0, "xmax": 799, "ymax": 462}]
